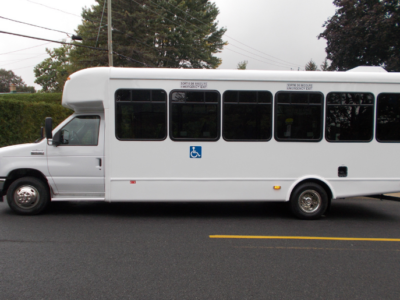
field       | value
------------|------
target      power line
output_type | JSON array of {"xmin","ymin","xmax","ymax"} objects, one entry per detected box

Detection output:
[
  {"xmin": 26, "ymin": 0, "xmax": 99, "ymax": 25},
  {"xmin": 95, "ymin": 0, "xmax": 107, "ymax": 47},
  {"xmin": 12, "ymin": 64, "xmax": 37, "ymax": 71},
  {"xmin": 1, "ymin": 53, "xmax": 47, "ymax": 55},
  {"xmin": 0, "ymin": 16, "xmax": 73, "ymax": 36},
  {"xmin": 0, "ymin": 42, "xmax": 51, "ymax": 55},
  {"xmin": 112, "ymin": 29, "xmax": 154, "ymax": 50},
  {"xmin": 0, "ymin": 31, "xmax": 108, "ymax": 52},
  {"xmin": 114, "ymin": 52, "xmax": 149, "ymax": 67},
  {"xmin": 26, "ymin": 0, "xmax": 81, "ymax": 18},
  {"xmin": 0, "ymin": 30, "xmax": 153, "ymax": 68},
  {"xmin": 224, "ymin": 48, "xmax": 292, "ymax": 69},
  {"xmin": 0, "ymin": 53, "xmax": 47, "ymax": 67},
  {"xmin": 226, "ymin": 44, "xmax": 295, "ymax": 69},
  {"xmin": 226, "ymin": 38, "xmax": 302, "ymax": 68}
]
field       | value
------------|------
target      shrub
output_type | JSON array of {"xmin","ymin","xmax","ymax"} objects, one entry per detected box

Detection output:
[
  {"xmin": 0, "ymin": 95, "xmax": 72, "ymax": 147},
  {"xmin": 0, "ymin": 93, "xmax": 62, "ymax": 104}
]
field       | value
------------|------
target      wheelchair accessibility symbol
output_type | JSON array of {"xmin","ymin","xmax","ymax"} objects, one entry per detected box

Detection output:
[{"xmin": 190, "ymin": 146, "xmax": 202, "ymax": 158}]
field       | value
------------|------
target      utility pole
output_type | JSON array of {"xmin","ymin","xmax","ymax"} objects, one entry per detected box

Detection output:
[{"xmin": 107, "ymin": 0, "xmax": 113, "ymax": 66}]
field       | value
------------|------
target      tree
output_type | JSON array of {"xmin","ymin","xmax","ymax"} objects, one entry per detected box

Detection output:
[
  {"xmin": 0, "ymin": 69, "xmax": 35, "ymax": 93},
  {"xmin": 320, "ymin": 58, "xmax": 330, "ymax": 71},
  {"xmin": 69, "ymin": 0, "xmax": 227, "ymax": 69},
  {"xmin": 237, "ymin": 60, "xmax": 248, "ymax": 70},
  {"xmin": 34, "ymin": 44, "xmax": 77, "ymax": 92},
  {"xmin": 305, "ymin": 59, "xmax": 319, "ymax": 71},
  {"xmin": 318, "ymin": 0, "xmax": 400, "ymax": 71}
]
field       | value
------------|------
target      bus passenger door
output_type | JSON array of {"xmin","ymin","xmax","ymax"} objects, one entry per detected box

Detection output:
[{"xmin": 47, "ymin": 114, "xmax": 105, "ymax": 196}]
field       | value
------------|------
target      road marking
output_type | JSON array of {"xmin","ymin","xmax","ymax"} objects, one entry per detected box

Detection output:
[
  {"xmin": 234, "ymin": 246, "xmax": 400, "ymax": 252},
  {"xmin": 209, "ymin": 235, "xmax": 400, "ymax": 242}
]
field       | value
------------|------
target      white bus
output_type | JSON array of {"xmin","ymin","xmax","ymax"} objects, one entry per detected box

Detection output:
[{"xmin": 1, "ymin": 66, "xmax": 399, "ymax": 219}]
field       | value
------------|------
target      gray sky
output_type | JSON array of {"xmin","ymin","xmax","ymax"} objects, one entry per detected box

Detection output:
[{"xmin": 0, "ymin": 0, "xmax": 336, "ymax": 90}]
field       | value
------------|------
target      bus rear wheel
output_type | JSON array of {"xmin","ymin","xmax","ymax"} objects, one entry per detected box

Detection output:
[
  {"xmin": 290, "ymin": 183, "xmax": 328, "ymax": 220},
  {"xmin": 7, "ymin": 177, "xmax": 50, "ymax": 215}
]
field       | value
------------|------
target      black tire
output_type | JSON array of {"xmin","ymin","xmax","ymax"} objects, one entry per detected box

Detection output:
[
  {"xmin": 7, "ymin": 177, "xmax": 50, "ymax": 215},
  {"xmin": 290, "ymin": 183, "xmax": 328, "ymax": 220}
]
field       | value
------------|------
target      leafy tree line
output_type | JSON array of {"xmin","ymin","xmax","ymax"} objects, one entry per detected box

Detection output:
[
  {"xmin": 35, "ymin": 0, "xmax": 227, "ymax": 92},
  {"xmin": 0, "ymin": 69, "xmax": 35, "ymax": 93},
  {"xmin": 304, "ymin": 59, "xmax": 330, "ymax": 71},
  {"xmin": 319, "ymin": 0, "xmax": 400, "ymax": 71}
]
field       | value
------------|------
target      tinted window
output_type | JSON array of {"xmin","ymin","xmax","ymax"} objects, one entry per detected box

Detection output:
[
  {"xmin": 376, "ymin": 93, "xmax": 400, "ymax": 142},
  {"xmin": 223, "ymin": 91, "xmax": 272, "ymax": 141},
  {"xmin": 170, "ymin": 90, "xmax": 220, "ymax": 140},
  {"xmin": 275, "ymin": 92, "xmax": 323, "ymax": 141},
  {"xmin": 326, "ymin": 93, "xmax": 374, "ymax": 142},
  {"xmin": 115, "ymin": 89, "xmax": 167, "ymax": 140}
]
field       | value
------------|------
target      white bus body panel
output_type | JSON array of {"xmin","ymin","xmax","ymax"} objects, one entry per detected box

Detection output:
[{"xmin": 57, "ymin": 67, "xmax": 400, "ymax": 202}]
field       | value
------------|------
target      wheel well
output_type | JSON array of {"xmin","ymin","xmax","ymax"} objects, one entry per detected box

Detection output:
[
  {"xmin": 291, "ymin": 179, "xmax": 333, "ymax": 201},
  {"xmin": 4, "ymin": 169, "xmax": 49, "ymax": 195}
]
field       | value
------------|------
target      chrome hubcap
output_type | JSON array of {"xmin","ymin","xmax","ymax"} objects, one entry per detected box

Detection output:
[
  {"xmin": 298, "ymin": 190, "xmax": 321, "ymax": 213},
  {"xmin": 14, "ymin": 185, "xmax": 40, "ymax": 209}
]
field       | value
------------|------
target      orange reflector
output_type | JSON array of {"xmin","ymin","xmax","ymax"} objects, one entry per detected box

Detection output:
[{"xmin": 273, "ymin": 186, "xmax": 281, "ymax": 190}]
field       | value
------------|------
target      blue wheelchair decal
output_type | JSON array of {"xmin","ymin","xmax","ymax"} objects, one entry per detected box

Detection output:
[{"xmin": 190, "ymin": 146, "xmax": 202, "ymax": 158}]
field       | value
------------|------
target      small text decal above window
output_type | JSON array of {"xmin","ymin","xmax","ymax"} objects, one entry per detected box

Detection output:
[
  {"xmin": 181, "ymin": 81, "xmax": 208, "ymax": 89},
  {"xmin": 287, "ymin": 83, "xmax": 313, "ymax": 91}
]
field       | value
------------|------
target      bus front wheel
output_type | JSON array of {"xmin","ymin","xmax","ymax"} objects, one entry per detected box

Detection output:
[
  {"xmin": 290, "ymin": 183, "xmax": 328, "ymax": 220},
  {"xmin": 7, "ymin": 177, "xmax": 50, "ymax": 215}
]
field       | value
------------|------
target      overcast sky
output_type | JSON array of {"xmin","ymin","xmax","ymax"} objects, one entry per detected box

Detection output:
[{"xmin": 0, "ymin": 0, "xmax": 337, "ymax": 90}]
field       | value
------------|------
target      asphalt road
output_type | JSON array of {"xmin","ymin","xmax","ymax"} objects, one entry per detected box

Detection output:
[{"xmin": 1, "ymin": 197, "xmax": 400, "ymax": 299}]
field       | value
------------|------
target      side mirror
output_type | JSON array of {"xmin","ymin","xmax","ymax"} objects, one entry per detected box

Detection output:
[{"xmin": 45, "ymin": 117, "xmax": 53, "ymax": 139}]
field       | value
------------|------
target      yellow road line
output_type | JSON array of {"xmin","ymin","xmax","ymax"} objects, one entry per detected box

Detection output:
[{"xmin": 209, "ymin": 235, "xmax": 400, "ymax": 242}]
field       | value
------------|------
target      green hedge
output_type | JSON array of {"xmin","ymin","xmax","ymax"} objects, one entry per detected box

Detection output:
[
  {"xmin": 0, "ymin": 95, "xmax": 72, "ymax": 147},
  {"xmin": 0, "ymin": 93, "xmax": 62, "ymax": 104}
]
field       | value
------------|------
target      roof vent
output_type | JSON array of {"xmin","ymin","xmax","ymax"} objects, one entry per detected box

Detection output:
[{"xmin": 346, "ymin": 66, "xmax": 387, "ymax": 73}]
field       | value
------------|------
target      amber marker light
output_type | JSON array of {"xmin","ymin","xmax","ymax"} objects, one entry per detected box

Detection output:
[
  {"xmin": 67, "ymin": 77, "xmax": 71, "ymax": 81},
  {"xmin": 273, "ymin": 186, "xmax": 281, "ymax": 190}
]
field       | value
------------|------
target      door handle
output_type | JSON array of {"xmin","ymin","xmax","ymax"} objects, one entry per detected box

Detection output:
[{"xmin": 97, "ymin": 158, "xmax": 102, "ymax": 167}]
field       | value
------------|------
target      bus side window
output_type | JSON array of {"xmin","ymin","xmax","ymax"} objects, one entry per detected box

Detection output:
[
  {"xmin": 115, "ymin": 89, "xmax": 167, "ymax": 141},
  {"xmin": 223, "ymin": 90, "xmax": 272, "ymax": 141},
  {"xmin": 275, "ymin": 92, "xmax": 323, "ymax": 142},
  {"xmin": 170, "ymin": 90, "xmax": 220, "ymax": 141},
  {"xmin": 376, "ymin": 93, "xmax": 400, "ymax": 142},
  {"xmin": 325, "ymin": 92, "xmax": 374, "ymax": 142}
]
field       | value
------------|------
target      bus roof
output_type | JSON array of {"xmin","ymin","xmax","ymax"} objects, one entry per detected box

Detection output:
[
  {"xmin": 109, "ymin": 67, "xmax": 400, "ymax": 83},
  {"xmin": 62, "ymin": 67, "xmax": 400, "ymax": 113}
]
